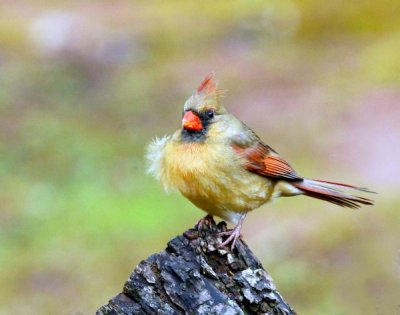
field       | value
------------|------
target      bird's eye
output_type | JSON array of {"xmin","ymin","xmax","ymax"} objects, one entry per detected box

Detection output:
[{"xmin": 205, "ymin": 110, "xmax": 215, "ymax": 119}]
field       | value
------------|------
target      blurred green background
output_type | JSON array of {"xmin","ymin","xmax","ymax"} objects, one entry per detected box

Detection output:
[{"xmin": 1, "ymin": 1, "xmax": 399, "ymax": 314}]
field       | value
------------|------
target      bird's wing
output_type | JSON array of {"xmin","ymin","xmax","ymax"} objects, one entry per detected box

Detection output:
[{"xmin": 232, "ymin": 140, "xmax": 303, "ymax": 181}]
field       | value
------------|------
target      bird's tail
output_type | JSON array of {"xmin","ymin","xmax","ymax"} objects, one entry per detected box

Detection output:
[{"xmin": 292, "ymin": 179, "xmax": 375, "ymax": 209}]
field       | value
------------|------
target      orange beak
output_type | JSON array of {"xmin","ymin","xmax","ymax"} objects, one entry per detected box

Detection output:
[{"xmin": 182, "ymin": 111, "xmax": 203, "ymax": 131}]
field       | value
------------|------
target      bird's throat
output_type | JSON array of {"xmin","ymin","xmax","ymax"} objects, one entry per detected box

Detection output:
[{"xmin": 181, "ymin": 128, "xmax": 207, "ymax": 143}]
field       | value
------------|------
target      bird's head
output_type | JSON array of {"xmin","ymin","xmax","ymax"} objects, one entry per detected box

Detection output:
[{"xmin": 181, "ymin": 73, "xmax": 228, "ymax": 142}]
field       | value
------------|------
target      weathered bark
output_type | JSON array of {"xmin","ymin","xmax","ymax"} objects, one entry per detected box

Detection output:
[{"xmin": 97, "ymin": 220, "xmax": 296, "ymax": 315}]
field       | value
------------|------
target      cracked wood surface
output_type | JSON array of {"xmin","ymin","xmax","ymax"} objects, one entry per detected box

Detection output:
[{"xmin": 97, "ymin": 221, "xmax": 296, "ymax": 315}]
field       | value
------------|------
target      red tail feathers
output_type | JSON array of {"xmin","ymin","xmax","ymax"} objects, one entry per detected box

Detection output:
[{"xmin": 292, "ymin": 179, "xmax": 375, "ymax": 209}]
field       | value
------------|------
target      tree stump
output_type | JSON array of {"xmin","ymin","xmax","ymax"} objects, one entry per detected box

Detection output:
[{"xmin": 97, "ymin": 220, "xmax": 296, "ymax": 315}]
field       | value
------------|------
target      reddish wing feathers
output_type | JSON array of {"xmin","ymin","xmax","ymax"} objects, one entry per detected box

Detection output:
[
  {"xmin": 232, "ymin": 141, "xmax": 374, "ymax": 209},
  {"xmin": 263, "ymin": 156, "xmax": 300, "ymax": 179},
  {"xmin": 233, "ymin": 142, "xmax": 303, "ymax": 181}
]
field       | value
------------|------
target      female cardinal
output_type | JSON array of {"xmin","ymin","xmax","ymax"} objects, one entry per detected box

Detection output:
[{"xmin": 147, "ymin": 73, "xmax": 374, "ymax": 249}]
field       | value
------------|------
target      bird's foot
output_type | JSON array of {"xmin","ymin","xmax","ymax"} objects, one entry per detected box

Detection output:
[
  {"xmin": 218, "ymin": 214, "xmax": 246, "ymax": 251},
  {"xmin": 195, "ymin": 215, "xmax": 215, "ymax": 231},
  {"xmin": 218, "ymin": 228, "xmax": 241, "ymax": 251}
]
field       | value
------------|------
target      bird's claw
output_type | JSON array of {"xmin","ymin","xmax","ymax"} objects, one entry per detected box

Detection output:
[
  {"xmin": 217, "ymin": 213, "xmax": 246, "ymax": 251},
  {"xmin": 218, "ymin": 228, "xmax": 242, "ymax": 251}
]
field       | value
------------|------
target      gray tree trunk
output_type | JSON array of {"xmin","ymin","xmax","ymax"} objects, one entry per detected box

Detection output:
[{"xmin": 97, "ymin": 220, "xmax": 296, "ymax": 315}]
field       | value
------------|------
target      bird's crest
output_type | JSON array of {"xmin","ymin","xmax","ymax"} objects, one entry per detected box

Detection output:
[
  {"xmin": 184, "ymin": 72, "xmax": 226, "ymax": 112},
  {"xmin": 196, "ymin": 72, "xmax": 226, "ymax": 98},
  {"xmin": 197, "ymin": 72, "xmax": 217, "ymax": 95}
]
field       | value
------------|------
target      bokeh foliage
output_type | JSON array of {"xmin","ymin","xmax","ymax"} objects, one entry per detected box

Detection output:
[{"xmin": 0, "ymin": 1, "xmax": 399, "ymax": 314}]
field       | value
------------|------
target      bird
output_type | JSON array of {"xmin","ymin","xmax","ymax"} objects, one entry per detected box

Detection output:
[{"xmin": 146, "ymin": 73, "xmax": 374, "ymax": 250}]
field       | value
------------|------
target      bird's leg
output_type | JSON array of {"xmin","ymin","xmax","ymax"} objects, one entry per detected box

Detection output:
[
  {"xmin": 218, "ymin": 213, "xmax": 246, "ymax": 250},
  {"xmin": 195, "ymin": 214, "xmax": 215, "ymax": 230}
]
